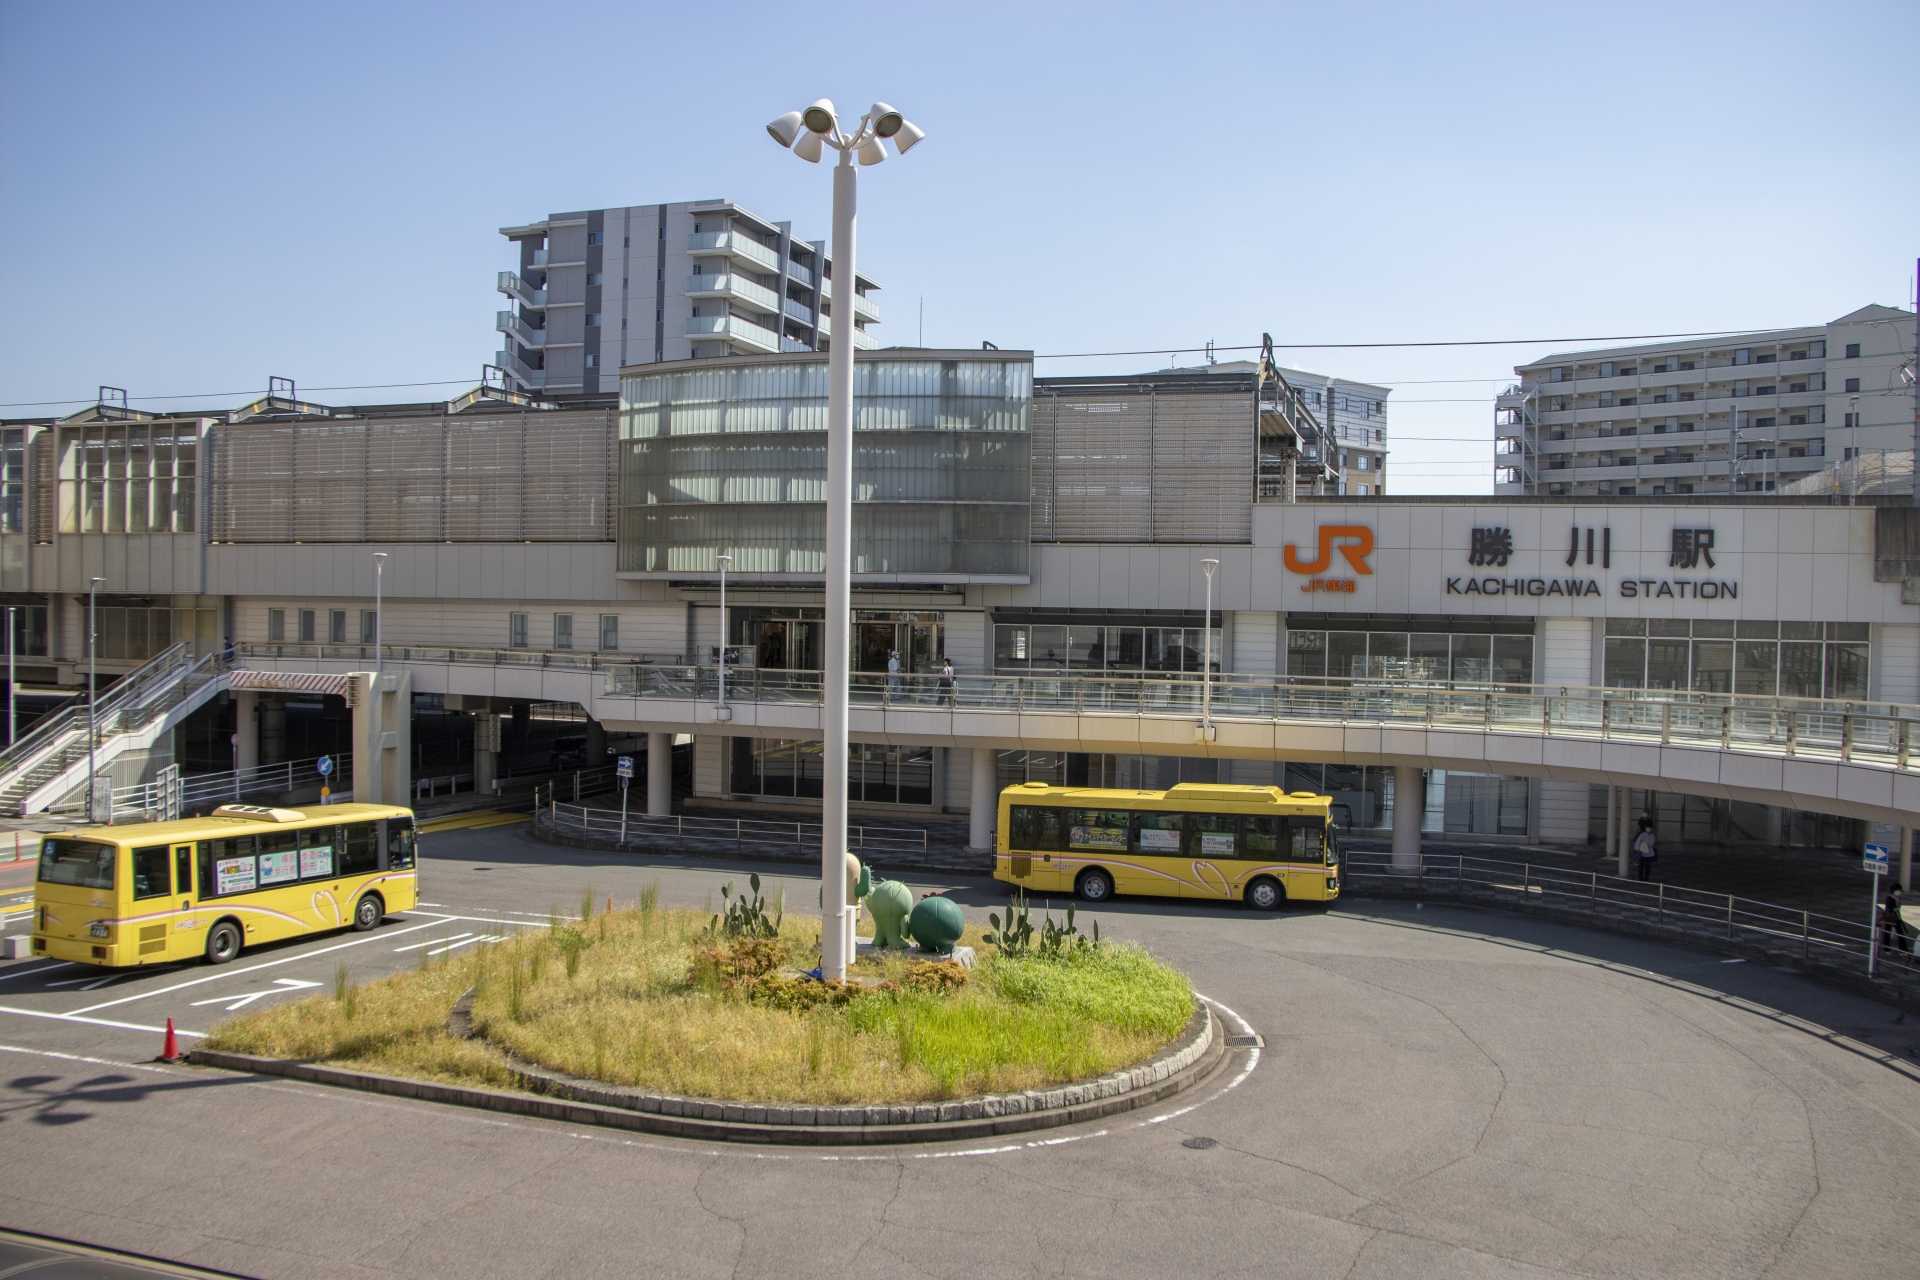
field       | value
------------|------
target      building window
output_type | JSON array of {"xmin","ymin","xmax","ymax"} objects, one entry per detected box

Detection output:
[
  {"xmin": 553, "ymin": 614, "xmax": 573, "ymax": 650},
  {"xmin": 328, "ymin": 609, "xmax": 346, "ymax": 644},
  {"xmin": 297, "ymin": 609, "xmax": 316, "ymax": 643},
  {"xmin": 57, "ymin": 422, "xmax": 198, "ymax": 535},
  {"xmin": 508, "ymin": 613, "xmax": 528, "ymax": 648},
  {"xmin": 584, "ymin": 354, "xmax": 598, "ymax": 368},
  {"xmin": 1845, "ymin": 377, "xmax": 1860, "ymax": 393},
  {"xmin": 1287, "ymin": 622, "xmax": 1533, "ymax": 686},
  {"xmin": 1603, "ymin": 618, "xmax": 1866, "ymax": 699},
  {"xmin": 360, "ymin": 610, "xmax": 377, "ymax": 644},
  {"xmin": 586, "ymin": 272, "xmax": 603, "ymax": 286},
  {"xmin": 1845, "ymin": 343, "xmax": 1861, "ymax": 358},
  {"xmin": 600, "ymin": 614, "xmax": 619, "ymax": 651},
  {"xmin": 586, "ymin": 313, "xmax": 601, "ymax": 326},
  {"xmin": 587, "ymin": 232, "xmax": 603, "ymax": 245},
  {"xmin": 267, "ymin": 609, "xmax": 285, "ymax": 642}
]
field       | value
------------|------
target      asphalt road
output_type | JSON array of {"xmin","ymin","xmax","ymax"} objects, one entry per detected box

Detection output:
[{"xmin": 2, "ymin": 818, "xmax": 1918, "ymax": 1279}]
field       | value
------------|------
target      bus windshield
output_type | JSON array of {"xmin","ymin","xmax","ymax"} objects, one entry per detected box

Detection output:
[{"xmin": 39, "ymin": 839, "xmax": 116, "ymax": 889}]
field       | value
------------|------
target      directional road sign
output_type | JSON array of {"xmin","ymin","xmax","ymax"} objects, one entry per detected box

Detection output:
[{"xmin": 1864, "ymin": 843, "xmax": 1892, "ymax": 876}]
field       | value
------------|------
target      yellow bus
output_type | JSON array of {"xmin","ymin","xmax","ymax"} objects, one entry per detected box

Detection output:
[
  {"xmin": 32, "ymin": 802, "xmax": 419, "ymax": 968},
  {"xmin": 995, "ymin": 782, "xmax": 1339, "ymax": 909}
]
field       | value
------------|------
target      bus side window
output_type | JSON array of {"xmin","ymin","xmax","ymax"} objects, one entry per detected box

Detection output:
[
  {"xmin": 1134, "ymin": 812, "xmax": 1184, "ymax": 857},
  {"xmin": 1189, "ymin": 813, "xmax": 1239, "ymax": 859},
  {"xmin": 174, "ymin": 846, "xmax": 193, "ymax": 900},
  {"xmin": 1243, "ymin": 816, "xmax": 1281, "ymax": 858},
  {"xmin": 198, "ymin": 837, "xmax": 259, "ymax": 898},
  {"xmin": 338, "ymin": 823, "xmax": 379, "ymax": 875},
  {"xmin": 1009, "ymin": 805, "xmax": 1065, "ymax": 852},
  {"xmin": 386, "ymin": 817, "xmax": 416, "ymax": 870},
  {"xmin": 131, "ymin": 845, "xmax": 171, "ymax": 900},
  {"xmin": 1287, "ymin": 819, "xmax": 1325, "ymax": 863},
  {"xmin": 1066, "ymin": 809, "xmax": 1129, "ymax": 853}
]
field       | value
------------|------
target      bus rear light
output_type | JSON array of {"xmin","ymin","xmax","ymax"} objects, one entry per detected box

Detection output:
[{"xmin": 91, "ymin": 946, "xmax": 108, "ymax": 959}]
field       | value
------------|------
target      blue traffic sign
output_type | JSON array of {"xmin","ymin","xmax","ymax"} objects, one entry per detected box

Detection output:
[
  {"xmin": 1864, "ymin": 843, "xmax": 1891, "ymax": 876},
  {"xmin": 316, "ymin": 755, "xmax": 333, "ymax": 776},
  {"xmin": 616, "ymin": 755, "xmax": 634, "ymax": 778}
]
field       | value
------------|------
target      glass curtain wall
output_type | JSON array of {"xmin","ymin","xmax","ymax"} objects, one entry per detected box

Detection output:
[
  {"xmin": 58, "ymin": 424, "xmax": 197, "ymax": 534},
  {"xmin": 1284, "ymin": 616, "xmax": 1535, "ymax": 685},
  {"xmin": 619, "ymin": 356, "xmax": 1032, "ymax": 576},
  {"xmin": 993, "ymin": 624, "xmax": 1221, "ymax": 675},
  {"xmin": 728, "ymin": 738, "xmax": 934, "ymax": 806},
  {"xmin": 1602, "ymin": 619, "xmax": 1868, "ymax": 698}
]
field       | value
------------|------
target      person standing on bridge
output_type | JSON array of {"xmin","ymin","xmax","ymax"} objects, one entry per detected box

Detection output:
[
  {"xmin": 1633, "ymin": 819, "xmax": 1658, "ymax": 882},
  {"xmin": 887, "ymin": 650, "xmax": 902, "ymax": 701},
  {"xmin": 939, "ymin": 658, "xmax": 956, "ymax": 708}
]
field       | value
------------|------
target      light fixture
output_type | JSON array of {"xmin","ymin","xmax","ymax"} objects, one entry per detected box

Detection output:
[
  {"xmin": 765, "ymin": 111, "xmax": 804, "ymax": 148},
  {"xmin": 856, "ymin": 136, "xmax": 887, "ymax": 166},
  {"xmin": 890, "ymin": 118, "xmax": 926, "ymax": 153},
  {"xmin": 792, "ymin": 130, "xmax": 824, "ymax": 163},
  {"xmin": 868, "ymin": 102, "xmax": 903, "ymax": 137},
  {"xmin": 801, "ymin": 98, "xmax": 837, "ymax": 135}
]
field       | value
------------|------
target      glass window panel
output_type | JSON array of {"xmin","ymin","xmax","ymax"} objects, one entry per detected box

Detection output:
[
  {"xmin": 1009, "ymin": 804, "xmax": 1065, "ymax": 851},
  {"xmin": 1645, "ymin": 638, "xmax": 1689, "ymax": 690},
  {"xmin": 1133, "ymin": 811, "xmax": 1185, "ymax": 856},
  {"xmin": 1066, "ymin": 626, "xmax": 1104, "ymax": 669},
  {"xmin": 1780, "ymin": 621, "xmax": 1821, "ymax": 641},
  {"xmin": 1029, "ymin": 625, "xmax": 1068, "ymax": 671},
  {"xmin": 1286, "ymin": 630, "xmax": 1326, "ymax": 679},
  {"xmin": 1366, "ymin": 632, "xmax": 1408, "ymax": 680},
  {"xmin": 1606, "ymin": 618, "xmax": 1647, "ymax": 636},
  {"xmin": 1604, "ymin": 637, "xmax": 1646, "ymax": 687},
  {"xmin": 1189, "ymin": 813, "xmax": 1240, "ymax": 859},
  {"xmin": 795, "ymin": 739, "xmax": 824, "ymax": 798},
  {"xmin": 896, "ymin": 746, "xmax": 933, "ymax": 806},
  {"xmin": 131, "ymin": 844, "xmax": 171, "ymax": 900},
  {"xmin": 1244, "ymin": 815, "xmax": 1280, "ymax": 856},
  {"xmin": 1408, "ymin": 633, "xmax": 1450, "ymax": 682},
  {"xmin": 1451, "ymin": 634, "xmax": 1493, "ymax": 683},
  {"xmin": 1648, "ymin": 619, "xmax": 1690, "ymax": 638},
  {"xmin": 1828, "ymin": 622, "xmax": 1869, "ymax": 643},
  {"xmin": 1736, "ymin": 620, "xmax": 1779, "ymax": 639},
  {"xmin": 1145, "ymin": 628, "xmax": 1184, "ymax": 672},
  {"xmin": 1735, "ymin": 641, "xmax": 1778, "ymax": 695},
  {"xmin": 993, "ymin": 625, "xmax": 1028, "ymax": 670},
  {"xmin": 1493, "ymin": 635, "xmax": 1534, "ymax": 685},
  {"xmin": 1107, "ymin": 627, "xmax": 1144, "ymax": 671},
  {"xmin": 1690, "ymin": 639, "xmax": 1733, "ymax": 693},
  {"xmin": 1067, "ymin": 808, "xmax": 1130, "ymax": 851},
  {"xmin": 1779, "ymin": 642, "xmax": 1823, "ymax": 697},
  {"xmin": 763, "ymin": 740, "xmax": 796, "ymax": 797},
  {"xmin": 1327, "ymin": 631, "xmax": 1367, "ymax": 680},
  {"xmin": 39, "ymin": 839, "xmax": 116, "ymax": 889},
  {"xmin": 1690, "ymin": 619, "xmax": 1733, "ymax": 638},
  {"xmin": 125, "ymin": 609, "xmax": 148, "ymax": 661},
  {"xmin": 1825, "ymin": 644, "xmax": 1869, "ymax": 699}
]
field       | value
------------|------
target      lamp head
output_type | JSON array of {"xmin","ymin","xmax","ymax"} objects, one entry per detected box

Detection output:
[
  {"xmin": 855, "ymin": 136, "xmax": 887, "ymax": 166},
  {"xmin": 766, "ymin": 111, "xmax": 804, "ymax": 149},
  {"xmin": 791, "ymin": 129, "xmax": 824, "ymax": 163},
  {"xmin": 1201, "ymin": 558, "xmax": 1219, "ymax": 575},
  {"xmin": 889, "ymin": 117, "xmax": 926, "ymax": 154},
  {"xmin": 801, "ymin": 98, "xmax": 837, "ymax": 134},
  {"xmin": 868, "ymin": 102, "xmax": 903, "ymax": 137}
]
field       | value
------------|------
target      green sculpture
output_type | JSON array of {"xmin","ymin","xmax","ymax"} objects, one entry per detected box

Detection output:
[
  {"xmin": 867, "ymin": 879, "xmax": 914, "ymax": 949},
  {"xmin": 908, "ymin": 895, "xmax": 965, "ymax": 956}
]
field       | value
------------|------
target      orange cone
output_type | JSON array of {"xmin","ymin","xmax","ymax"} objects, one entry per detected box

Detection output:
[
  {"xmin": 159, "ymin": 1017, "xmax": 181, "ymax": 1063},
  {"xmin": 606, "ymin": 896, "xmax": 612, "ymax": 915}
]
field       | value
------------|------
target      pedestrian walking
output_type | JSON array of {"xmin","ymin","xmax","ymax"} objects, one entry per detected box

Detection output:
[
  {"xmin": 939, "ymin": 658, "xmax": 956, "ymax": 708},
  {"xmin": 1632, "ymin": 819, "xmax": 1657, "ymax": 882},
  {"xmin": 886, "ymin": 650, "xmax": 902, "ymax": 701},
  {"xmin": 1879, "ymin": 883, "xmax": 1912, "ymax": 955}
]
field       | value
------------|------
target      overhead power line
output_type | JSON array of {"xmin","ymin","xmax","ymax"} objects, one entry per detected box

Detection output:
[{"xmin": 1029, "ymin": 329, "xmax": 1779, "ymax": 360}]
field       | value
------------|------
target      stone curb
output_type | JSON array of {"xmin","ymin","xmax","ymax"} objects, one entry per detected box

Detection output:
[
  {"xmin": 186, "ymin": 1002, "xmax": 1222, "ymax": 1147},
  {"xmin": 526, "ymin": 819, "xmax": 994, "ymax": 880},
  {"xmin": 1349, "ymin": 882, "xmax": 1920, "ymax": 1012}
]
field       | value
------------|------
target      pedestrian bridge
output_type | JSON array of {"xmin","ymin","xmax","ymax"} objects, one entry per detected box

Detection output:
[{"xmin": 238, "ymin": 644, "xmax": 1920, "ymax": 829}]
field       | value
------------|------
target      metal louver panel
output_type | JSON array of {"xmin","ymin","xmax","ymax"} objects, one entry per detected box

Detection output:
[{"xmin": 207, "ymin": 410, "xmax": 614, "ymax": 543}]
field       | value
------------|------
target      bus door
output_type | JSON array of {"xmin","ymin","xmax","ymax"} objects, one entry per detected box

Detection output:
[
  {"xmin": 170, "ymin": 843, "xmax": 199, "ymax": 951},
  {"xmin": 1132, "ymin": 811, "xmax": 1186, "ymax": 897},
  {"xmin": 1186, "ymin": 814, "xmax": 1239, "ymax": 899}
]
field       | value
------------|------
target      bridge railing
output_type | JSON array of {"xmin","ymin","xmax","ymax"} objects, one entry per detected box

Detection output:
[
  {"xmin": 1342, "ymin": 849, "xmax": 1920, "ymax": 988},
  {"xmin": 537, "ymin": 798, "xmax": 929, "ymax": 857}
]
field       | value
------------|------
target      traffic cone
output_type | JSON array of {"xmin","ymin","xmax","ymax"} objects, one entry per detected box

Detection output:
[{"xmin": 159, "ymin": 1017, "xmax": 181, "ymax": 1063}]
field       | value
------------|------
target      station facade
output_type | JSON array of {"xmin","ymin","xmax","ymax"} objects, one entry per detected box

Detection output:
[{"xmin": 5, "ymin": 351, "xmax": 1917, "ymax": 852}]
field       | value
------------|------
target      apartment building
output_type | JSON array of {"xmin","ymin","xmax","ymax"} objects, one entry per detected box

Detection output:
[
  {"xmin": 1494, "ymin": 304, "xmax": 1916, "ymax": 498},
  {"xmin": 494, "ymin": 199, "xmax": 881, "ymax": 396},
  {"xmin": 1167, "ymin": 360, "xmax": 1391, "ymax": 495}
]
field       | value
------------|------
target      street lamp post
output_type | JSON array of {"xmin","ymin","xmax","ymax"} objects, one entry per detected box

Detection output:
[
  {"xmin": 372, "ymin": 552, "xmax": 387, "ymax": 675},
  {"xmin": 5, "ymin": 605, "xmax": 14, "ymax": 750},
  {"xmin": 715, "ymin": 554, "xmax": 732, "ymax": 720},
  {"xmin": 87, "ymin": 576, "xmax": 102, "ymax": 822},
  {"xmin": 1200, "ymin": 559, "xmax": 1219, "ymax": 738},
  {"xmin": 766, "ymin": 97, "xmax": 925, "ymax": 980}
]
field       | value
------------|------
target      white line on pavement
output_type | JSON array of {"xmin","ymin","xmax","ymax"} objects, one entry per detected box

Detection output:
[
  {"xmin": 0, "ymin": 1041, "xmax": 175, "ymax": 1073},
  {"xmin": 0, "ymin": 962, "xmax": 75, "ymax": 983},
  {"xmin": 426, "ymin": 935, "xmax": 500, "ymax": 957},
  {"xmin": 67, "ymin": 917, "xmax": 444, "ymax": 1015},
  {"xmin": 0, "ymin": 1004, "xmax": 205, "ymax": 1038},
  {"xmin": 395, "ymin": 932, "xmax": 472, "ymax": 953}
]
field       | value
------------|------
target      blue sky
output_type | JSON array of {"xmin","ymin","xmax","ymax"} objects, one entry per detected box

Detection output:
[{"xmin": 2, "ymin": 0, "xmax": 1915, "ymax": 492}]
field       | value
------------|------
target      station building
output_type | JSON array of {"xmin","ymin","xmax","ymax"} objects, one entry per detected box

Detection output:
[{"xmin": 3, "ymin": 352, "xmax": 1916, "ymax": 854}]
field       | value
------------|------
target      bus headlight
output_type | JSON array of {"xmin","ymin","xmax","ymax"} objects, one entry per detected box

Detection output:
[
  {"xmin": 89, "ymin": 922, "xmax": 111, "ymax": 939},
  {"xmin": 1326, "ymin": 877, "xmax": 1339, "ymax": 892}
]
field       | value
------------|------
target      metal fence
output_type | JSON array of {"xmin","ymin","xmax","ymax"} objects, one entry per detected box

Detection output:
[
  {"xmin": 538, "ymin": 797, "xmax": 929, "ymax": 857},
  {"xmin": 1342, "ymin": 849, "xmax": 1920, "ymax": 987},
  {"xmin": 50, "ymin": 755, "xmax": 357, "ymax": 822}
]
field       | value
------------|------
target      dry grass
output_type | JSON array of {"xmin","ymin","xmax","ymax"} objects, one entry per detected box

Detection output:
[{"xmin": 207, "ymin": 888, "xmax": 1192, "ymax": 1105}]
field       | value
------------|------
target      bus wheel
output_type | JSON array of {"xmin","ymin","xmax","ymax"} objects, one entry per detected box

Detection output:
[
  {"xmin": 352, "ymin": 894, "xmax": 384, "ymax": 932},
  {"xmin": 1244, "ymin": 877, "xmax": 1284, "ymax": 912},
  {"xmin": 1075, "ymin": 868, "xmax": 1114, "ymax": 903},
  {"xmin": 205, "ymin": 920, "xmax": 243, "ymax": 965}
]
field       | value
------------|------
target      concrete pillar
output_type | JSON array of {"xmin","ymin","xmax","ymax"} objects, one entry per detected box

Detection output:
[
  {"xmin": 232, "ymin": 691, "xmax": 258, "ymax": 773},
  {"xmin": 350, "ymin": 670, "xmax": 412, "ymax": 807},
  {"xmin": 1617, "ymin": 786, "xmax": 1633, "ymax": 878},
  {"xmin": 1902, "ymin": 826, "xmax": 1913, "ymax": 892},
  {"xmin": 968, "ymin": 747, "xmax": 997, "ymax": 851},
  {"xmin": 584, "ymin": 714, "xmax": 607, "ymax": 768},
  {"xmin": 1391, "ymin": 765, "xmax": 1422, "ymax": 870},
  {"xmin": 646, "ymin": 731, "xmax": 672, "ymax": 816},
  {"xmin": 260, "ymin": 696, "xmax": 286, "ymax": 766},
  {"xmin": 473, "ymin": 714, "xmax": 499, "ymax": 796}
]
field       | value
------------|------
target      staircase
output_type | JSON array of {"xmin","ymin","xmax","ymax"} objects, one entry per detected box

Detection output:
[{"xmin": 0, "ymin": 644, "xmax": 233, "ymax": 816}]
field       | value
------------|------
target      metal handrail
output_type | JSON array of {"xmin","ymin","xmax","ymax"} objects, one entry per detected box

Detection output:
[
  {"xmin": 539, "ymin": 797, "xmax": 929, "ymax": 856},
  {"xmin": 1343, "ymin": 849, "xmax": 1920, "ymax": 984}
]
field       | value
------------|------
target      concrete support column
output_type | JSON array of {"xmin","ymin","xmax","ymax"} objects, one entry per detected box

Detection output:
[
  {"xmin": 968, "ymin": 747, "xmax": 997, "ymax": 852},
  {"xmin": 1617, "ymin": 786, "xmax": 1633, "ymax": 879},
  {"xmin": 350, "ymin": 670, "xmax": 412, "ymax": 807},
  {"xmin": 473, "ymin": 714, "xmax": 498, "ymax": 796},
  {"xmin": 1604, "ymin": 785, "xmax": 1617, "ymax": 870},
  {"xmin": 232, "ymin": 691, "xmax": 258, "ymax": 773},
  {"xmin": 1391, "ymin": 765, "xmax": 1422, "ymax": 871},
  {"xmin": 1902, "ymin": 826, "xmax": 1913, "ymax": 892},
  {"xmin": 646, "ymin": 731, "xmax": 672, "ymax": 817},
  {"xmin": 260, "ymin": 696, "xmax": 286, "ymax": 766},
  {"xmin": 584, "ymin": 714, "xmax": 606, "ymax": 768}
]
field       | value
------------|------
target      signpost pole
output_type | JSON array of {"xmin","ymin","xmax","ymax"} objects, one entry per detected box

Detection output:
[
  {"xmin": 1865, "ymin": 841, "xmax": 1891, "ymax": 976},
  {"xmin": 617, "ymin": 754, "xmax": 633, "ymax": 843}
]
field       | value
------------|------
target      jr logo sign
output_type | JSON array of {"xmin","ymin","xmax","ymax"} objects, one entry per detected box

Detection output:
[{"xmin": 1283, "ymin": 525, "xmax": 1375, "ymax": 576}]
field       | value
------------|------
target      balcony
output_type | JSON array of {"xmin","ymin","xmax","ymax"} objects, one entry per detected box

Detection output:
[
  {"xmin": 786, "ymin": 260, "xmax": 815, "ymax": 288},
  {"xmin": 685, "ymin": 314, "xmax": 780, "ymax": 355},
  {"xmin": 496, "ymin": 271, "xmax": 546, "ymax": 309},
  {"xmin": 530, "ymin": 249, "xmax": 548, "ymax": 268},
  {"xmin": 851, "ymin": 327, "xmax": 879, "ymax": 351},
  {"xmin": 494, "ymin": 349, "xmax": 545, "ymax": 390},
  {"xmin": 496, "ymin": 311, "xmax": 547, "ymax": 349},
  {"xmin": 687, "ymin": 231, "xmax": 780, "ymax": 275},
  {"xmin": 685, "ymin": 273, "xmax": 780, "ymax": 315},
  {"xmin": 783, "ymin": 297, "xmax": 816, "ymax": 324},
  {"xmin": 852, "ymin": 292, "xmax": 880, "ymax": 323}
]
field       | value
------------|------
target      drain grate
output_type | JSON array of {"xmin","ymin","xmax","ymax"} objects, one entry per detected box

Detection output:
[
  {"xmin": 1224, "ymin": 1033, "xmax": 1264, "ymax": 1048},
  {"xmin": 1182, "ymin": 1136, "xmax": 1218, "ymax": 1150}
]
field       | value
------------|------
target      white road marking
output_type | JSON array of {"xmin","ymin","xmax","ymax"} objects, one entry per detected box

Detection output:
[
  {"xmin": 0, "ymin": 1003, "xmax": 205, "ymax": 1038},
  {"xmin": 78, "ymin": 973, "xmax": 130, "ymax": 991},
  {"xmin": 189, "ymin": 977, "xmax": 324, "ymax": 1012},
  {"xmin": 426, "ymin": 935, "xmax": 501, "ymax": 957},
  {"xmin": 0, "ymin": 1041, "xmax": 175, "ymax": 1073},
  {"xmin": 395, "ymin": 932, "xmax": 472, "ymax": 952},
  {"xmin": 66, "ymin": 918, "xmax": 443, "ymax": 1014},
  {"xmin": 0, "ymin": 962, "xmax": 75, "ymax": 983}
]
